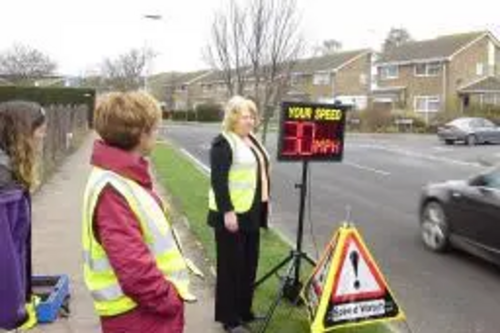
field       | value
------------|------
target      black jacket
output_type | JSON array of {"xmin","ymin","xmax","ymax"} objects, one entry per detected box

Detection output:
[{"xmin": 207, "ymin": 134, "xmax": 270, "ymax": 232}]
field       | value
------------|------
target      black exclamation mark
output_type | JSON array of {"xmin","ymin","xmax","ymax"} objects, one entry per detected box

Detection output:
[{"xmin": 350, "ymin": 251, "xmax": 361, "ymax": 290}]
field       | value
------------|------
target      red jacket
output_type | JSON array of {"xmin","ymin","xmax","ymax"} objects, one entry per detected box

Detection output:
[{"xmin": 90, "ymin": 140, "xmax": 184, "ymax": 333}]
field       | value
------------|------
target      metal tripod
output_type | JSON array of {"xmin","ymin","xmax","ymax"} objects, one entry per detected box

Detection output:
[{"xmin": 254, "ymin": 160, "xmax": 317, "ymax": 333}]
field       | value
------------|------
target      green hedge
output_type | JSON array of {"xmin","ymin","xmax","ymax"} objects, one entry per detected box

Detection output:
[
  {"xmin": 171, "ymin": 110, "xmax": 197, "ymax": 121},
  {"xmin": 170, "ymin": 103, "xmax": 223, "ymax": 122},
  {"xmin": 195, "ymin": 103, "xmax": 222, "ymax": 122},
  {"xmin": 0, "ymin": 86, "xmax": 96, "ymax": 126}
]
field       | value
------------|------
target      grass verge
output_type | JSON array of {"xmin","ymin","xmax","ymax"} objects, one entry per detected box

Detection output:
[{"xmin": 151, "ymin": 142, "xmax": 398, "ymax": 333}]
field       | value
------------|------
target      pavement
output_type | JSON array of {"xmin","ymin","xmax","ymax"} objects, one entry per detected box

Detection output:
[
  {"xmin": 162, "ymin": 122, "xmax": 500, "ymax": 333},
  {"xmin": 28, "ymin": 133, "xmax": 221, "ymax": 333}
]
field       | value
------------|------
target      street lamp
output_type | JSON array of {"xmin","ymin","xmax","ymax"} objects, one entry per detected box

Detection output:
[
  {"xmin": 144, "ymin": 14, "xmax": 162, "ymax": 20},
  {"xmin": 142, "ymin": 14, "xmax": 163, "ymax": 91}
]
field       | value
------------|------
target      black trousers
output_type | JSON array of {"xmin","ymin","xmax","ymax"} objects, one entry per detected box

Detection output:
[{"xmin": 214, "ymin": 227, "xmax": 260, "ymax": 325}]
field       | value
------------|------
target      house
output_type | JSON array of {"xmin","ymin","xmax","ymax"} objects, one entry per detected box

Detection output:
[
  {"xmin": 149, "ymin": 70, "xmax": 210, "ymax": 111},
  {"xmin": 154, "ymin": 48, "xmax": 372, "ymax": 112},
  {"xmin": 287, "ymin": 49, "xmax": 372, "ymax": 110},
  {"xmin": 193, "ymin": 70, "xmax": 234, "ymax": 106},
  {"xmin": 188, "ymin": 68, "xmax": 270, "ymax": 108},
  {"xmin": 373, "ymin": 30, "xmax": 500, "ymax": 116},
  {"xmin": 167, "ymin": 70, "xmax": 211, "ymax": 111}
]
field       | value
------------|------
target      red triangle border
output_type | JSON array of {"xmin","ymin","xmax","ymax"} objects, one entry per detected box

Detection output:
[{"xmin": 330, "ymin": 231, "xmax": 387, "ymax": 303}]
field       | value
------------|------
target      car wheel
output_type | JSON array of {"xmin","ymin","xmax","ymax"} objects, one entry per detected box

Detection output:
[
  {"xmin": 444, "ymin": 139, "xmax": 454, "ymax": 145},
  {"xmin": 420, "ymin": 201, "xmax": 450, "ymax": 252},
  {"xmin": 466, "ymin": 134, "xmax": 477, "ymax": 146}
]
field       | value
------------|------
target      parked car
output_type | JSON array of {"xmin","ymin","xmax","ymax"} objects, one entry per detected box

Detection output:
[
  {"xmin": 437, "ymin": 117, "xmax": 500, "ymax": 145},
  {"xmin": 419, "ymin": 167, "xmax": 500, "ymax": 265}
]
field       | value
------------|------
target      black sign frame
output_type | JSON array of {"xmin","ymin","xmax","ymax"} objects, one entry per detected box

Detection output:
[{"xmin": 277, "ymin": 101, "xmax": 347, "ymax": 162}]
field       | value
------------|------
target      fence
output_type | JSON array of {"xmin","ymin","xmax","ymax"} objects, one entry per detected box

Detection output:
[
  {"xmin": 0, "ymin": 86, "xmax": 96, "ymax": 185},
  {"xmin": 39, "ymin": 104, "xmax": 91, "ymax": 182}
]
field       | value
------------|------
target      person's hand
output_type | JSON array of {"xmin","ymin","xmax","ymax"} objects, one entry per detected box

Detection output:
[
  {"xmin": 224, "ymin": 211, "xmax": 239, "ymax": 233},
  {"xmin": 165, "ymin": 285, "xmax": 186, "ymax": 318}
]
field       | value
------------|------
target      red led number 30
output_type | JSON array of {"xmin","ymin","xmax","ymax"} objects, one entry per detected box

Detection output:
[{"xmin": 282, "ymin": 121, "xmax": 315, "ymax": 156}]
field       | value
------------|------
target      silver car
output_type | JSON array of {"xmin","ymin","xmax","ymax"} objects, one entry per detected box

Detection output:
[{"xmin": 437, "ymin": 117, "xmax": 500, "ymax": 145}]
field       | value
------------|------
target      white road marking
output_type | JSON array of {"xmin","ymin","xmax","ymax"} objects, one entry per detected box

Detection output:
[
  {"xmin": 179, "ymin": 148, "xmax": 211, "ymax": 175},
  {"xmin": 344, "ymin": 161, "xmax": 391, "ymax": 176},
  {"xmin": 354, "ymin": 143, "xmax": 483, "ymax": 168},
  {"xmin": 432, "ymin": 146, "xmax": 454, "ymax": 152}
]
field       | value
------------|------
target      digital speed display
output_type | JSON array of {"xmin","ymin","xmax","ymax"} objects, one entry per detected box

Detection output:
[{"xmin": 277, "ymin": 101, "xmax": 347, "ymax": 162}]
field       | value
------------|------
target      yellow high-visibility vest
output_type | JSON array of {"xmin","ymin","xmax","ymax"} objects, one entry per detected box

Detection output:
[
  {"xmin": 208, "ymin": 131, "xmax": 267, "ymax": 213},
  {"xmin": 82, "ymin": 167, "xmax": 196, "ymax": 317}
]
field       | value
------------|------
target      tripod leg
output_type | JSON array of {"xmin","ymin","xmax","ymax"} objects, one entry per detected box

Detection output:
[
  {"xmin": 302, "ymin": 253, "xmax": 317, "ymax": 267},
  {"xmin": 254, "ymin": 252, "xmax": 293, "ymax": 288},
  {"xmin": 257, "ymin": 258, "xmax": 295, "ymax": 333}
]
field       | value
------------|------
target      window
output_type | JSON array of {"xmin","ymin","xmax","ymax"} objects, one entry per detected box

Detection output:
[
  {"xmin": 359, "ymin": 74, "xmax": 367, "ymax": 85},
  {"xmin": 202, "ymin": 84, "xmax": 212, "ymax": 94},
  {"xmin": 480, "ymin": 118, "xmax": 496, "ymax": 128},
  {"xmin": 477, "ymin": 169, "xmax": 500, "ymax": 190},
  {"xmin": 414, "ymin": 96, "xmax": 440, "ymax": 112},
  {"xmin": 379, "ymin": 65, "xmax": 398, "ymax": 80},
  {"xmin": 415, "ymin": 62, "xmax": 441, "ymax": 76},
  {"xmin": 497, "ymin": 47, "xmax": 500, "ymax": 75},
  {"xmin": 468, "ymin": 119, "xmax": 484, "ymax": 129},
  {"xmin": 482, "ymin": 93, "xmax": 492, "ymax": 105},
  {"xmin": 216, "ymin": 84, "xmax": 226, "ymax": 93},
  {"xmin": 481, "ymin": 93, "xmax": 499, "ymax": 105},
  {"xmin": 174, "ymin": 100, "xmax": 186, "ymax": 110},
  {"xmin": 476, "ymin": 63, "xmax": 484, "ymax": 76},
  {"xmin": 291, "ymin": 73, "xmax": 302, "ymax": 86},
  {"xmin": 175, "ymin": 84, "xmax": 187, "ymax": 93},
  {"xmin": 313, "ymin": 73, "xmax": 331, "ymax": 85},
  {"xmin": 489, "ymin": 41, "xmax": 495, "ymax": 67},
  {"xmin": 317, "ymin": 96, "xmax": 335, "ymax": 103}
]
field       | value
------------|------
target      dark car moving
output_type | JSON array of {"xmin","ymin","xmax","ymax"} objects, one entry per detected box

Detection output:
[
  {"xmin": 419, "ymin": 167, "xmax": 500, "ymax": 265},
  {"xmin": 437, "ymin": 117, "xmax": 500, "ymax": 145}
]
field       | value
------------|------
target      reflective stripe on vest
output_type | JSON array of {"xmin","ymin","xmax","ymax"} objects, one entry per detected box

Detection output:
[
  {"xmin": 209, "ymin": 132, "xmax": 264, "ymax": 213},
  {"xmin": 82, "ymin": 167, "xmax": 195, "ymax": 317}
]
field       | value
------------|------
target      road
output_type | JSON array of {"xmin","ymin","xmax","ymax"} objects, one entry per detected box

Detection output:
[{"xmin": 161, "ymin": 123, "xmax": 500, "ymax": 333}]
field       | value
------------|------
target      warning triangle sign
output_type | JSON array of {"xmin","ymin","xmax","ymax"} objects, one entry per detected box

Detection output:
[
  {"xmin": 301, "ymin": 224, "xmax": 406, "ymax": 332},
  {"xmin": 303, "ymin": 232, "xmax": 338, "ymax": 318},
  {"xmin": 330, "ymin": 232, "xmax": 385, "ymax": 303}
]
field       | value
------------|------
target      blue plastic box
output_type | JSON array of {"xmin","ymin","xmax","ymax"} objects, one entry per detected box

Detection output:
[{"xmin": 32, "ymin": 275, "xmax": 70, "ymax": 323}]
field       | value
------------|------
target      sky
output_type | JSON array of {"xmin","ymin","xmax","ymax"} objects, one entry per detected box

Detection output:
[{"xmin": 1, "ymin": 0, "xmax": 499, "ymax": 76}]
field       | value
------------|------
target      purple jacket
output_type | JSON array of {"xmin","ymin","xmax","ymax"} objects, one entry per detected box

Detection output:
[{"xmin": 0, "ymin": 188, "xmax": 30, "ymax": 330}]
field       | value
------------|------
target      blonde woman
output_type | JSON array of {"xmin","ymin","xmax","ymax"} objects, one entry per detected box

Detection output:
[{"xmin": 208, "ymin": 96, "xmax": 271, "ymax": 333}]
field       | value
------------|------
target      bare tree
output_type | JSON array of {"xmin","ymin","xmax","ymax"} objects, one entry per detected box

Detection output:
[
  {"xmin": 204, "ymin": 1, "xmax": 249, "ymax": 96},
  {"xmin": 100, "ymin": 48, "xmax": 155, "ymax": 92},
  {"xmin": 383, "ymin": 27, "xmax": 413, "ymax": 53},
  {"xmin": 161, "ymin": 73, "xmax": 181, "ymax": 111},
  {"xmin": 255, "ymin": 0, "xmax": 304, "ymax": 144},
  {"xmin": 205, "ymin": 0, "xmax": 304, "ymax": 143},
  {"xmin": 0, "ymin": 44, "xmax": 57, "ymax": 85},
  {"xmin": 81, "ymin": 75, "xmax": 106, "ymax": 92},
  {"xmin": 313, "ymin": 39, "xmax": 343, "ymax": 56}
]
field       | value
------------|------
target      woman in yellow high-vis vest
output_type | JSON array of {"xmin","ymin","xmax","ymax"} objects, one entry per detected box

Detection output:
[
  {"xmin": 208, "ymin": 96, "xmax": 271, "ymax": 333},
  {"xmin": 82, "ymin": 92, "xmax": 195, "ymax": 333}
]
